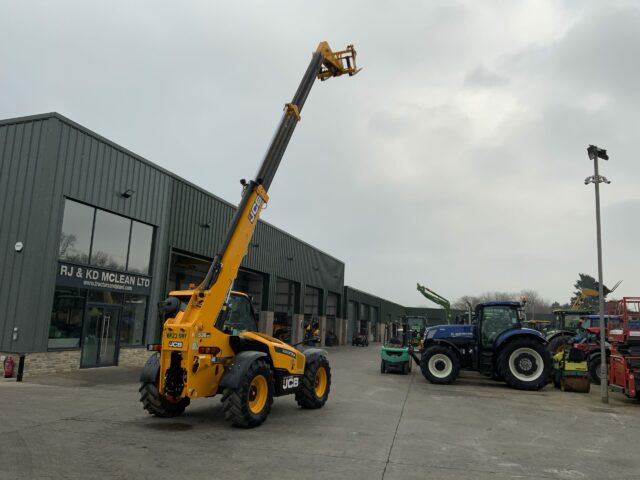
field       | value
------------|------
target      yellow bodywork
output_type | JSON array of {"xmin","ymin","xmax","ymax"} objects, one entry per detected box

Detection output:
[{"xmin": 159, "ymin": 289, "xmax": 305, "ymax": 399}]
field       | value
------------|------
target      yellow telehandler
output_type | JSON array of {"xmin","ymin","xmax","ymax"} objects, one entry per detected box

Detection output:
[{"xmin": 139, "ymin": 42, "xmax": 359, "ymax": 428}]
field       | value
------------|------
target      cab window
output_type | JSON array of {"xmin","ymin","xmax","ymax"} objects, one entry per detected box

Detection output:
[
  {"xmin": 481, "ymin": 306, "xmax": 519, "ymax": 348},
  {"xmin": 218, "ymin": 295, "xmax": 257, "ymax": 334}
]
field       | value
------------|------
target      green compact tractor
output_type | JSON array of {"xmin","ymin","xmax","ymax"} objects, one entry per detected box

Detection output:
[{"xmin": 381, "ymin": 324, "xmax": 414, "ymax": 374}]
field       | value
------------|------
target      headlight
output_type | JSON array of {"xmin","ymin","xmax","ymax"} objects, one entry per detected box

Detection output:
[{"xmin": 426, "ymin": 328, "xmax": 436, "ymax": 340}]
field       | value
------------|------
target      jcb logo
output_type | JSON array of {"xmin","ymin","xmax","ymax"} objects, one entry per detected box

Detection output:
[
  {"xmin": 248, "ymin": 196, "xmax": 263, "ymax": 224},
  {"xmin": 282, "ymin": 376, "xmax": 299, "ymax": 390}
]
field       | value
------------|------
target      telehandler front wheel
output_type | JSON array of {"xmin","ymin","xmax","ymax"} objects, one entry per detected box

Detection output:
[
  {"xmin": 222, "ymin": 359, "xmax": 274, "ymax": 428},
  {"xmin": 139, "ymin": 383, "xmax": 190, "ymax": 418},
  {"xmin": 296, "ymin": 356, "xmax": 331, "ymax": 409}
]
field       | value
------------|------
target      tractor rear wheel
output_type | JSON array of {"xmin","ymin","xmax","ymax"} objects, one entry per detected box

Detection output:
[
  {"xmin": 139, "ymin": 383, "xmax": 189, "ymax": 418},
  {"xmin": 588, "ymin": 355, "xmax": 603, "ymax": 385},
  {"xmin": 420, "ymin": 346, "xmax": 459, "ymax": 384},
  {"xmin": 499, "ymin": 339, "xmax": 551, "ymax": 391},
  {"xmin": 222, "ymin": 359, "xmax": 274, "ymax": 428},
  {"xmin": 296, "ymin": 356, "xmax": 331, "ymax": 409}
]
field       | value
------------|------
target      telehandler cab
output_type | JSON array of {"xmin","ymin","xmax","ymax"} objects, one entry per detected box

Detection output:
[{"xmin": 139, "ymin": 42, "xmax": 359, "ymax": 428}]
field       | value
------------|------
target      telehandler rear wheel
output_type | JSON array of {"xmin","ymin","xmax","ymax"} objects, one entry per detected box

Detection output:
[
  {"xmin": 139, "ymin": 383, "xmax": 190, "ymax": 418},
  {"xmin": 222, "ymin": 359, "xmax": 274, "ymax": 428},
  {"xmin": 296, "ymin": 356, "xmax": 331, "ymax": 409}
]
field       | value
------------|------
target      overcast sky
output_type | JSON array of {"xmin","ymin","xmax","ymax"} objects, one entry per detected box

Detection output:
[{"xmin": 2, "ymin": 1, "xmax": 639, "ymax": 307}]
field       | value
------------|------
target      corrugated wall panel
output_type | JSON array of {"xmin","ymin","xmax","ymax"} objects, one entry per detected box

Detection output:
[
  {"xmin": 168, "ymin": 178, "xmax": 344, "ymax": 294},
  {"xmin": 0, "ymin": 119, "xmax": 51, "ymax": 351}
]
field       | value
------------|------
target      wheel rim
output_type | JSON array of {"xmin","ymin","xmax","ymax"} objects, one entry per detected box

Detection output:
[
  {"xmin": 509, "ymin": 348, "xmax": 544, "ymax": 382},
  {"xmin": 428, "ymin": 354, "xmax": 453, "ymax": 379},
  {"xmin": 314, "ymin": 366, "xmax": 328, "ymax": 397},
  {"xmin": 248, "ymin": 375, "xmax": 268, "ymax": 414}
]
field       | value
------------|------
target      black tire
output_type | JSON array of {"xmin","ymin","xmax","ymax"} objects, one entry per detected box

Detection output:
[
  {"xmin": 296, "ymin": 356, "xmax": 331, "ymax": 409},
  {"xmin": 221, "ymin": 359, "xmax": 274, "ymax": 428},
  {"xmin": 499, "ymin": 338, "xmax": 552, "ymax": 391},
  {"xmin": 381, "ymin": 360, "xmax": 387, "ymax": 374},
  {"xmin": 547, "ymin": 334, "xmax": 572, "ymax": 356},
  {"xmin": 588, "ymin": 355, "xmax": 602, "ymax": 385},
  {"xmin": 420, "ymin": 345, "xmax": 460, "ymax": 384},
  {"xmin": 139, "ymin": 383, "xmax": 190, "ymax": 418},
  {"xmin": 402, "ymin": 361, "xmax": 410, "ymax": 375}
]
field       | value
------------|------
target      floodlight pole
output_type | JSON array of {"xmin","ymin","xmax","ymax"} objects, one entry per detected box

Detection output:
[{"xmin": 586, "ymin": 145, "xmax": 610, "ymax": 404}]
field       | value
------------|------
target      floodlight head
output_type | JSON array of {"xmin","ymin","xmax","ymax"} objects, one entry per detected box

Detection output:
[{"xmin": 587, "ymin": 145, "xmax": 609, "ymax": 161}]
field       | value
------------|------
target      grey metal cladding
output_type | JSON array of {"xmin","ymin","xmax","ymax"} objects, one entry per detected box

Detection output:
[
  {"xmin": 0, "ymin": 114, "xmax": 173, "ymax": 352},
  {"xmin": 344, "ymin": 286, "xmax": 406, "ymax": 324},
  {"xmin": 0, "ymin": 119, "xmax": 54, "ymax": 351},
  {"xmin": 0, "ymin": 112, "xmax": 345, "ymax": 351},
  {"xmin": 168, "ymin": 176, "xmax": 344, "ymax": 293}
]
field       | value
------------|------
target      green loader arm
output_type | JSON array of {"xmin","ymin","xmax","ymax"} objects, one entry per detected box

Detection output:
[{"xmin": 417, "ymin": 283, "xmax": 452, "ymax": 325}]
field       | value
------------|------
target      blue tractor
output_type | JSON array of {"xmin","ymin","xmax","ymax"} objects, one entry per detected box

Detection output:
[{"xmin": 415, "ymin": 301, "xmax": 552, "ymax": 390}]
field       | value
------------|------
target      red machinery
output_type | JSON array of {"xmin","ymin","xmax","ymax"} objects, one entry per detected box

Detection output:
[{"xmin": 606, "ymin": 298, "xmax": 640, "ymax": 400}]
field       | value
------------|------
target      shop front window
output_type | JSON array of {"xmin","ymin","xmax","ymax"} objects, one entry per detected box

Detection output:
[
  {"xmin": 58, "ymin": 199, "xmax": 155, "ymax": 275},
  {"xmin": 88, "ymin": 290, "xmax": 124, "ymax": 305},
  {"xmin": 90, "ymin": 210, "xmax": 130, "ymax": 271},
  {"xmin": 121, "ymin": 295, "xmax": 147, "ymax": 346},
  {"xmin": 59, "ymin": 200, "xmax": 94, "ymax": 264},
  {"xmin": 48, "ymin": 287, "xmax": 86, "ymax": 349},
  {"xmin": 128, "ymin": 221, "xmax": 153, "ymax": 275}
]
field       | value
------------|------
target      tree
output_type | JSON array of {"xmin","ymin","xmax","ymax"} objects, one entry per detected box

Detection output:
[
  {"xmin": 453, "ymin": 290, "xmax": 556, "ymax": 315},
  {"xmin": 570, "ymin": 273, "xmax": 599, "ymax": 311}
]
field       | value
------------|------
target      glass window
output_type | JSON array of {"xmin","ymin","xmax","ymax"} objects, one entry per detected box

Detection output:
[
  {"xmin": 91, "ymin": 210, "xmax": 131, "ymax": 271},
  {"xmin": 121, "ymin": 295, "xmax": 147, "ymax": 346},
  {"xmin": 48, "ymin": 287, "xmax": 86, "ymax": 349},
  {"xmin": 128, "ymin": 221, "xmax": 153, "ymax": 275},
  {"xmin": 481, "ymin": 306, "xmax": 519, "ymax": 347},
  {"xmin": 88, "ymin": 290, "xmax": 124, "ymax": 305},
  {"xmin": 59, "ymin": 200, "xmax": 94, "ymax": 264},
  {"xmin": 218, "ymin": 295, "xmax": 256, "ymax": 334}
]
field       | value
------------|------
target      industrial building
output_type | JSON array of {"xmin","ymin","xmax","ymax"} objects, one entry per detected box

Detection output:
[{"xmin": 0, "ymin": 113, "xmax": 450, "ymax": 375}]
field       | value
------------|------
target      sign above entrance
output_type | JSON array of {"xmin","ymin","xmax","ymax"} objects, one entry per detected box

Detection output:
[{"xmin": 56, "ymin": 261, "xmax": 151, "ymax": 295}]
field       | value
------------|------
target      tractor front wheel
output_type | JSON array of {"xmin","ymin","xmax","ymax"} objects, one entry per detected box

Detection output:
[
  {"xmin": 222, "ymin": 359, "xmax": 274, "ymax": 428},
  {"xmin": 420, "ymin": 346, "xmax": 460, "ymax": 384},
  {"xmin": 139, "ymin": 383, "xmax": 190, "ymax": 418},
  {"xmin": 296, "ymin": 356, "xmax": 331, "ymax": 409},
  {"xmin": 500, "ymin": 339, "xmax": 551, "ymax": 391}
]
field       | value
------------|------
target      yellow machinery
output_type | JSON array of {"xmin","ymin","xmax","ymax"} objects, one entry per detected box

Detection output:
[
  {"xmin": 139, "ymin": 42, "xmax": 359, "ymax": 428},
  {"xmin": 552, "ymin": 349, "xmax": 591, "ymax": 393}
]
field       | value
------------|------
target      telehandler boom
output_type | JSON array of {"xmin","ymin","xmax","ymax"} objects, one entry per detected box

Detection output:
[{"xmin": 140, "ymin": 42, "xmax": 359, "ymax": 428}]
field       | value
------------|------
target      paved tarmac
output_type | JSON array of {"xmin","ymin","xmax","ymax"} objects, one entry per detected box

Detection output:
[{"xmin": 1, "ymin": 345, "xmax": 639, "ymax": 480}]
